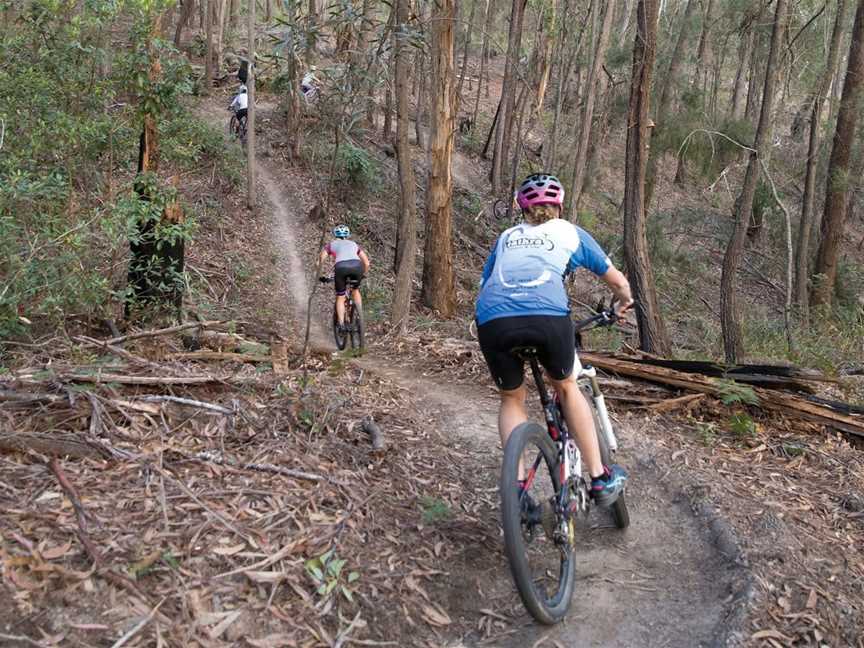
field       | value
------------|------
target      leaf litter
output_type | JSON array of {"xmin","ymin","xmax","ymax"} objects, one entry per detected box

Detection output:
[{"xmin": 0, "ymin": 326, "xmax": 504, "ymax": 647}]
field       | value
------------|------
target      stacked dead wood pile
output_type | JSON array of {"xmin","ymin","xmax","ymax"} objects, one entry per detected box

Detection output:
[{"xmin": 580, "ymin": 352, "xmax": 864, "ymax": 441}]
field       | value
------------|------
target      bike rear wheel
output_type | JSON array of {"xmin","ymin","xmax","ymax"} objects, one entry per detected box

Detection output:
[
  {"xmin": 500, "ymin": 422, "xmax": 576, "ymax": 625},
  {"xmin": 333, "ymin": 304, "xmax": 348, "ymax": 350}
]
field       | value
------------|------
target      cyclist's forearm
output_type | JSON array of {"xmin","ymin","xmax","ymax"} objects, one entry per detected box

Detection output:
[{"xmin": 601, "ymin": 267, "xmax": 633, "ymax": 306}]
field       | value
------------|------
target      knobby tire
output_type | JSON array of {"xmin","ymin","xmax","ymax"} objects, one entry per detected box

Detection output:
[
  {"xmin": 333, "ymin": 304, "xmax": 347, "ymax": 350},
  {"xmin": 593, "ymin": 406, "xmax": 630, "ymax": 529},
  {"xmin": 349, "ymin": 300, "xmax": 364, "ymax": 352},
  {"xmin": 500, "ymin": 422, "xmax": 576, "ymax": 625}
]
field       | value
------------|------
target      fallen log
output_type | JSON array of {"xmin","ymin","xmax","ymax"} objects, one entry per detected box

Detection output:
[
  {"xmin": 580, "ymin": 353, "xmax": 864, "ymax": 440},
  {"xmin": 602, "ymin": 354, "xmax": 835, "ymax": 392},
  {"xmin": 164, "ymin": 351, "xmax": 271, "ymax": 363}
]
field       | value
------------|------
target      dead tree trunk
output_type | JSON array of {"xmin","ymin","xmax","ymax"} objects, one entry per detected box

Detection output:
[
  {"xmin": 795, "ymin": 0, "xmax": 849, "ymax": 322},
  {"xmin": 127, "ymin": 14, "xmax": 185, "ymax": 320},
  {"xmin": 391, "ymin": 0, "xmax": 417, "ymax": 332},
  {"xmin": 623, "ymin": 0, "xmax": 671, "ymax": 356},
  {"xmin": 567, "ymin": 0, "xmax": 614, "ymax": 217},
  {"xmin": 812, "ymin": 0, "xmax": 864, "ymax": 308},
  {"xmin": 720, "ymin": 0, "xmax": 788, "ymax": 363},
  {"xmin": 421, "ymin": 0, "xmax": 457, "ymax": 317}
]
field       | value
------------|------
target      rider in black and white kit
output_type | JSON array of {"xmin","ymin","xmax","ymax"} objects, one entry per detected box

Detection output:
[{"xmin": 319, "ymin": 225, "xmax": 371, "ymax": 332}]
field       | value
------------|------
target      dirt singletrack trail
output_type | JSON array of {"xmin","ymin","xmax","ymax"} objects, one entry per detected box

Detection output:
[
  {"xmin": 197, "ymin": 97, "xmax": 332, "ymax": 350},
  {"xmin": 358, "ymin": 357, "xmax": 748, "ymax": 647},
  {"xmin": 200, "ymin": 97, "xmax": 748, "ymax": 646}
]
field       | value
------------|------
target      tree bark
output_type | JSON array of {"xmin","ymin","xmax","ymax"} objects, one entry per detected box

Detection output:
[
  {"xmin": 618, "ymin": 0, "xmax": 635, "ymax": 46},
  {"xmin": 414, "ymin": 49, "xmax": 426, "ymax": 149},
  {"xmin": 567, "ymin": 0, "xmax": 614, "ymax": 216},
  {"xmin": 391, "ymin": 0, "xmax": 418, "ymax": 332},
  {"xmin": 246, "ymin": 0, "xmax": 255, "ymax": 210},
  {"xmin": 204, "ymin": 0, "xmax": 214, "ymax": 94},
  {"xmin": 421, "ymin": 0, "xmax": 457, "ymax": 317},
  {"xmin": 455, "ymin": 0, "xmax": 478, "ymax": 112},
  {"xmin": 812, "ymin": 0, "xmax": 864, "ymax": 308},
  {"xmin": 644, "ymin": 0, "xmax": 696, "ymax": 211},
  {"xmin": 545, "ymin": 0, "xmax": 589, "ymax": 170},
  {"xmin": 174, "ymin": 0, "xmax": 196, "ymax": 48},
  {"xmin": 472, "ymin": 0, "xmax": 493, "ymax": 128},
  {"xmin": 214, "ymin": 0, "xmax": 227, "ymax": 73},
  {"xmin": 730, "ymin": 22, "xmax": 754, "ymax": 119},
  {"xmin": 719, "ymin": 0, "xmax": 788, "ymax": 363},
  {"xmin": 691, "ymin": 0, "xmax": 714, "ymax": 94},
  {"xmin": 794, "ymin": 0, "xmax": 849, "ymax": 322},
  {"xmin": 623, "ymin": 0, "xmax": 671, "ymax": 356},
  {"xmin": 491, "ymin": 0, "xmax": 526, "ymax": 194}
]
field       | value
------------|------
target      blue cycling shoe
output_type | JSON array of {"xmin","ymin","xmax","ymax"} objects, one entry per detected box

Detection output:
[{"xmin": 590, "ymin": 464, "xmax": 628, "ymax": 508}]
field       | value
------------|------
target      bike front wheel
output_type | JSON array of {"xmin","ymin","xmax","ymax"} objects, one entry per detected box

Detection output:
[
  {"xmin": 333, "ymin": 304, "xmax": 348, "ymax": 350},
  {"xmin": 500, "ymin": 422, "xmax": 576, "ymax": 625}
]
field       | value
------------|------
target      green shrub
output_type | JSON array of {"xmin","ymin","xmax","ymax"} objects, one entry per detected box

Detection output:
[{"xmin": 337, "ymin": 142, "xmax": 381, "ymax": 194}]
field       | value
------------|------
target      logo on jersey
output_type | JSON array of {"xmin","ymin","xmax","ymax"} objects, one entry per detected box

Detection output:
[{"xmin": 503, "ymin": 227, "xmax": 555, "ymax": 252}]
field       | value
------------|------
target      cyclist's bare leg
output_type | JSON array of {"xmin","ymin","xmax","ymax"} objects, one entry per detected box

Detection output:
[
  {"xmin": 335, "ymin": 295, "xmax": 347, "ymax": 325},
  {"xmin": 547, "ymin": 374, "xmax": 603, "ymax": 478},
  {"xmin": 499, "ymin": 385, "xmax": 528, "ymax": 479},
  {"xmin": 351, "ymin": 287, "xmax": 362, "ymax": 310}
]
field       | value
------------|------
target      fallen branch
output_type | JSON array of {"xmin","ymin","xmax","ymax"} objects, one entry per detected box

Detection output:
[
  {"xmin": 49, "ymin": 458, "xmax": 103, "ymax": 565},
  {"xmin": 191, "ymin": 450, "xmax": 324, "ymax": 482},
  {"xmin": 109, "ymin": 596, "xmax": 166, "ymax": 648},
  {"xmin": 95, "ymin": 320, "xmax": 227, "ymax": 347},
  {"xmin": 643, "ymin": 393, "xmax": 707, "ymax": 413},
  {"xmin": 9, "ymin": 371, "xmax": 247, "ymax": 386},
  {"xmin": 165, "ymin": 351, "xmax": 271, "ymax": 363},
  {"xmin": 134, "ymin": 395, "xmax": 235, "ymax": 415},
  {"xmin": 73, "ymin": 336, "xmax": 162, "ymax": 369}
]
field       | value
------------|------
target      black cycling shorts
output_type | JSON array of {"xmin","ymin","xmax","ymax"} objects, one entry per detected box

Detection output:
[
  {"xmin": 334, "ymin": 260, "xmax": 364, "ymax": 295},
  {"xmin": 477, "ymin": 315, "xmax": 576, "ymax": 391}
]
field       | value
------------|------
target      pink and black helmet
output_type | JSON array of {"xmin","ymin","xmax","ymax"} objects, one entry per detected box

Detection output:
[{"xmin": 516, "ymin": 173, "xmax": 565, "ymax": 210}]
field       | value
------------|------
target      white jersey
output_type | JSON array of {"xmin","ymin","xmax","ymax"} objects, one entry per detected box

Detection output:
[
  {"xmin": 231, "ymin": 93, "xmax": 248, "ymax": 111},
  {"xmin": 476, "ymin": 218, "xmax": 612, "ymax": 325}
]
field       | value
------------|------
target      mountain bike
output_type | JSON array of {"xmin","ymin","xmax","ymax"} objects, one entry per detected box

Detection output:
[
  {"xmin": 319, "ymin": 276, "xmax": 364, "ymax": 352},
  {"xmin": 499, "ymin": 304, "xmax": 629, "ymax": 625},
  {"xmin": 228, "ymin": 108, "xmax": 247, "ymax": 144}
]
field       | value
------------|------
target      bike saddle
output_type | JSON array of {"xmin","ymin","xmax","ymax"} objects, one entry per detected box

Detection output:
[{"xmin": 510, "ymin": 346, "xmax": 540, "ymax": 359}]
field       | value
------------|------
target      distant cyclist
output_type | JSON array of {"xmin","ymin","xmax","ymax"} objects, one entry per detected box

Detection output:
[
  {"xmin": 476, "ymin": 173, "xmax": 633, "ymax": 507},
  {"xmin": 229, "ymin": 84, "xmax": 248, "ymax": 124},
  {"xmin": 319, "ymin": 225, "xmax": 370, "ymax": 332}
]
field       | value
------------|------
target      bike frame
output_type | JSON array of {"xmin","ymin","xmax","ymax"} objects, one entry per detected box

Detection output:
[{"xmin": 519, "ymin": 309, "xmax": 622, "ymax": 524}]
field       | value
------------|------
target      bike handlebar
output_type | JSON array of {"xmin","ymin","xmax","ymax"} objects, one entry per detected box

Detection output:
[{"xmin": 572, "ymin": 299, "xmax": 634, "ymax": 333}]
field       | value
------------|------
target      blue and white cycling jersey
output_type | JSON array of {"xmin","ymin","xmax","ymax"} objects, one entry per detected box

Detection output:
[{"xmin": 475, "ymin": 218, "xmax": 612, "ymax": 325}]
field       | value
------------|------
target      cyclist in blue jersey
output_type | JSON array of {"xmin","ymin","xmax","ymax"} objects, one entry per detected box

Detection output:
[{"xmin": 476, "ymin": 173, "xmax": 633, "ymax": 507}]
